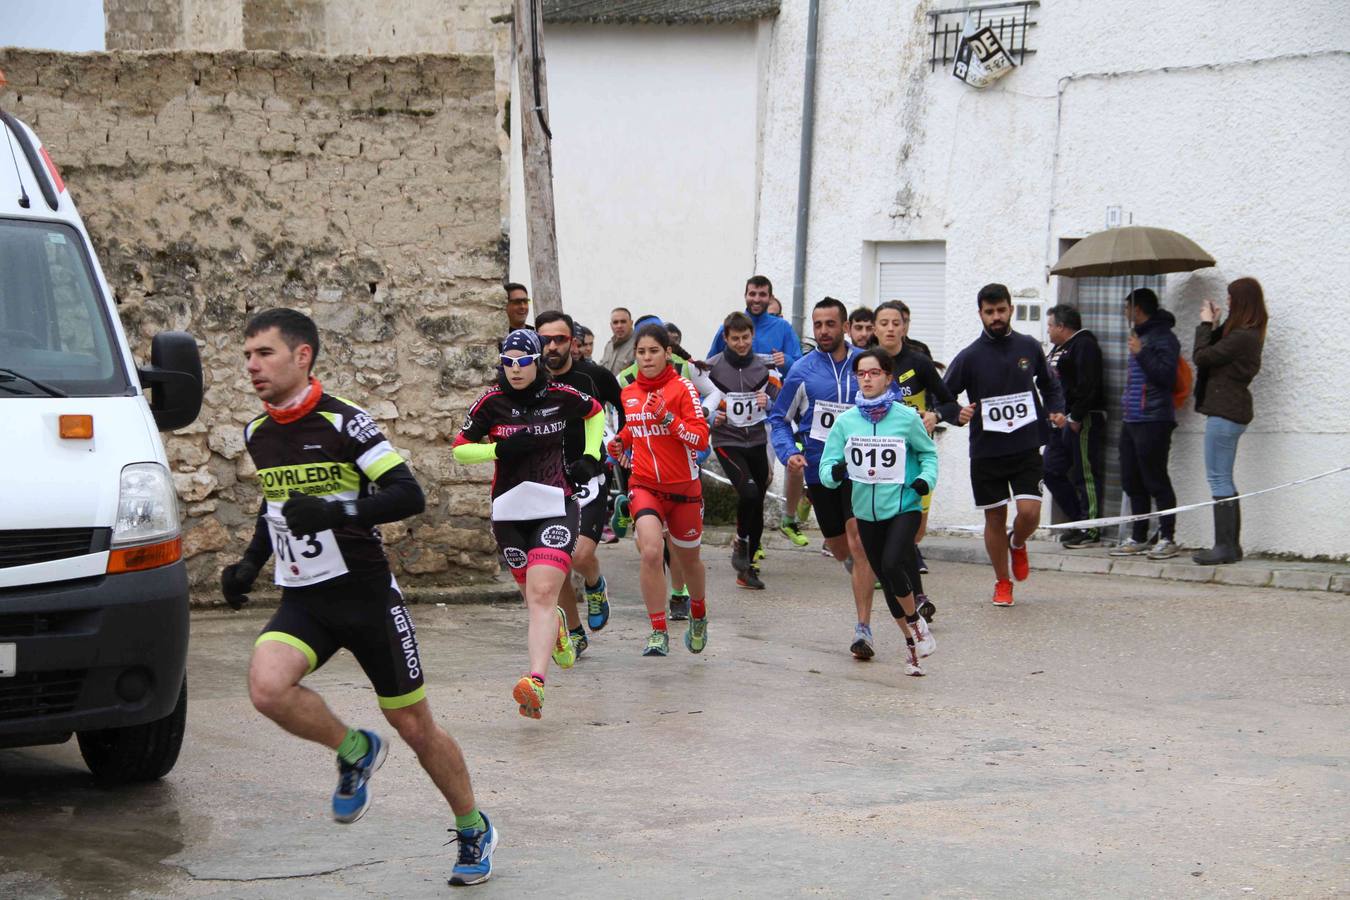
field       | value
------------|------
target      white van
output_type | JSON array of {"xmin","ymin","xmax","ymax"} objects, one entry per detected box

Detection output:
[{"xmin": 0, "ymin": 110, "xmax": 202, "ymax": 782}]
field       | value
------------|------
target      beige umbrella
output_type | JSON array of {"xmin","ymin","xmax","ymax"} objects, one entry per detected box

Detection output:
[{"xmin": 1051, "ymin": 225, "xmax": 1215, "ymax": 277}]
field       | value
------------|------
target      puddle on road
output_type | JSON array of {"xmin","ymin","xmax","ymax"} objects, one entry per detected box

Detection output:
[{"xmin": 0, "ymin": 747, "xmax": 200, "ymax": 896}]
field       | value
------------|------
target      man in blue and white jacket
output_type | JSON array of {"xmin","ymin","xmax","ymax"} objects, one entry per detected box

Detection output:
[
  {"xmin": 768, "ymin": 298, "xmax": 880, "ymax": 659},
  {"xmin": 707, "ymin": 275, "xmax": 803, "ymax": 370}
]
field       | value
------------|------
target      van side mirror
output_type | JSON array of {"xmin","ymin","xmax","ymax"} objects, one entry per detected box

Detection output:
[{"xmin": 138, "ymin": 331, "xmax": 203, "ymax": 431}]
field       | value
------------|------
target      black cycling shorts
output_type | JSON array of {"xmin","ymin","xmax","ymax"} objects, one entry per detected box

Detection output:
[
  {"xmin": 970, "ymin": 449, "xmax": 1044, "ymax": 509},
  {"xmin": 257, "ymin": 570, "xmax": 425, "ymax": 710},
  {"xmin": 577, "ymin": 496, "xmax": 607, "ymax": 545},
  {"xmin": 806, "ymin": 480, "xmax": 854, "ymax": 539},
  {"xmin": 492, "ymin": 503, "xmax": 580, "ymax": 584}
]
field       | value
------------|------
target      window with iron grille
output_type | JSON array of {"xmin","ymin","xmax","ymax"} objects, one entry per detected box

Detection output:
[{"xmin": 927, "ymin": 1, "xmax": 1038, "ymax": 72}]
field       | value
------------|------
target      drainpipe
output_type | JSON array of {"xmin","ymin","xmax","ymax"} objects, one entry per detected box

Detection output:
[{"xmin": 789, "ymin": 0, "xmax": 821, "ymax": 341}]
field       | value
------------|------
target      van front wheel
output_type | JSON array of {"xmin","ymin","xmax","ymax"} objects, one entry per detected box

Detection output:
[{"xmin": 77, "ymin": 678, "xmax": 187, "ymax": 785}]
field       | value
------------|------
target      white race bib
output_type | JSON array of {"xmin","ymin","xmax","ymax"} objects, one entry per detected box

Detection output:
[
  {"xmin": 980, "ymin": 391, "xmax": 1036, "ymax": 433},
  {"xmin": 845, "ymin": 435, "xmax": 906, "ymax": 485},
  {"xmin": 268, "ymin": 515, "xmax": 350, "ymax": 587},
  {"xmin": 810, "ymin": 401, "xmax": 850, "ymax": 443},
  {"xmin": 725, "ymin": 391, "xmax": 764, "ymax": 428}
]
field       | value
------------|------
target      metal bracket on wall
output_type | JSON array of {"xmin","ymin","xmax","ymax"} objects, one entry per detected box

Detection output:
[{"xmin": 927, "ymin": 1, "xmax": 1038, "ymax": 72}]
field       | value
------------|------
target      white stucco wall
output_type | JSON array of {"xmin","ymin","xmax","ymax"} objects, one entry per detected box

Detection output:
[
  {"xmin": 753, "ymin": 0, "xmax": 1350, "ymax": 557},
  {"xmin": 509, "ymin": 23, "xmax": 762, "ymax": 356}
]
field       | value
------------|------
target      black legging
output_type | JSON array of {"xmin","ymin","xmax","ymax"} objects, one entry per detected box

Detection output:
[
  {"xmin": 714, "ymin": 444, "xmax": 771, "ymax": 558},
  {"xmin": 855, "ymin": 512, "xmax": 922, "ymax": 619}
]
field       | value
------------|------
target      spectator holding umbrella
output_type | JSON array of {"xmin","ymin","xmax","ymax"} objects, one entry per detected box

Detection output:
[{"xmin": 1191, "ymin": 277, "xmax": 1268, "ymax": 565}]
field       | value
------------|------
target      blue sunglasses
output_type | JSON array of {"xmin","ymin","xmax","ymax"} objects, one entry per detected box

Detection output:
[{"xmin": 500, "ymin": 353, "xmax": 540, "ymax": 369}]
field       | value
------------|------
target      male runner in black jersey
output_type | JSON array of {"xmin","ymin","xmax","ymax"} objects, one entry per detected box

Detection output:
[
  {"xmin": 536, "ymin": 310, "xmax": 625, "ymax": 652},
  {"xmin": 220, "ymin": 309, "xmax": 497, "ymax": 886}
]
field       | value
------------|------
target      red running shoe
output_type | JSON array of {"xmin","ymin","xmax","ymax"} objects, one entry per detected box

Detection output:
[
  {"xmin": 1009, "ymin": 534, "xmax": 1030, "ymax": 581},
  {"xmin": 992, "ymin": 579, "xmax": 1015, "ymax": 607}
]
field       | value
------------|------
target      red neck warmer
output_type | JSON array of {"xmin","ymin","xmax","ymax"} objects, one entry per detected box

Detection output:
[
  {"xmin": 635, "ymin": 364, "xmax": 677, "ymax": 392},
  {"xmin": 264, "ymin": 377, "xmax": 323, "ymax": 424}
]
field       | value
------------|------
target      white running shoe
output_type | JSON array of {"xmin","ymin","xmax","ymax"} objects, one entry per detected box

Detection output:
[
  {"xmin": 913, "ymin": 616, "xmax": 936, "ymax": 658},
  {"xmin": 904, "ymin": 642, "xmax": 925, "ymax": 677},
  {"xmin": 1109, "ymin": 538, "xmax": 1150, "ymax": 556},
  {"xmin": 1147, "ymin": 538, "xmax": 1180, "ymax": 560}
]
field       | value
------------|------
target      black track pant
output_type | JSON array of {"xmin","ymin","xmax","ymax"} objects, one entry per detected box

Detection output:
[
  {"xmin": 715, "ymin": 444, "xmax": 771, "ymax": 558},
  {"xmin": 855, "ymin": 512, "xmax": 922, "ymax": 619},
  {"xmin": 858, "ymin": 512, "xmax": 923, "ymax": 620},
  {"xmin": 1120, "ymin": 421, "xmax": 1177, "ymax": 541}
]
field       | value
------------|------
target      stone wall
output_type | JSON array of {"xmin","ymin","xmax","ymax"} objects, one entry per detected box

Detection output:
[{"xmin": 0, "ymin": 49, "xmax": 507, "ymax": 590}]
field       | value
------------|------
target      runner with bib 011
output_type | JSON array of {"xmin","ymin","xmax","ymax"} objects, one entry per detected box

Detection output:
[
  {"xmin": 769, "ymin": 298, "xmax": 882, "ymax": 660},
  {"xmin": 819, "ymin": 348, "xmax": 938, "ymax": 676},
  {"xmin": 452, "ymin": 329, "xmax": 606, "ymax": 720},
  {"xmin": 221, "ymin": 308, "xmax": 498, "ymax": 886},
  {"xmin": 704, "ymin": 311, "xmax": 781, "ymax": 590}
]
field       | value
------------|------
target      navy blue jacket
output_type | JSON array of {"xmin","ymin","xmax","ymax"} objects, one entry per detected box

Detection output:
[
  {"xmin": 943, "ymin": 329, "xmax": 1063, "ymax": 459},
  {"xmin": 1123, "ymin": 310, "xmax": 1179, "ymax": 423}
]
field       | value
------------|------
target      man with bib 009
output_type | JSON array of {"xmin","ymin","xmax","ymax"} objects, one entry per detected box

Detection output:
[
  {"xmin": 943, "ymin": 284, "xmax": 1063, "ymax": 608},
  {"xmin": 220, "ymin": 309, "xmax": 498, "ymax": 886}
]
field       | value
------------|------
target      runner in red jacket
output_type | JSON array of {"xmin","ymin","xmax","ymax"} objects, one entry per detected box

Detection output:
[{"xmin": 608, "ymin": 324, "xmax": 711, "ymax": 658}]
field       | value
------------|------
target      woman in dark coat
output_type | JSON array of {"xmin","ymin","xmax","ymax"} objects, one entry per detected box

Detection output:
[{"xmin": 1191, "ymin": 277, "xmax": 1268, "ymax": 565}]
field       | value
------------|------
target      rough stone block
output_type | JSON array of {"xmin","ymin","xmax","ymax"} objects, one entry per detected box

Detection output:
[
  {"xmin": 1329, "ymin": 574, "xmax": 1350, "ymax": 594},
  {"xmin": 1271, "ymin": 570, "xmax": 1333, "ymax": 592},
  {"xmin": 1160, "ymin": 564, "xmax": 1216, "ymax": 583},
  {"xmin": 1109, "ymin": 560, "xmax": 1164, "ymax": 579}
]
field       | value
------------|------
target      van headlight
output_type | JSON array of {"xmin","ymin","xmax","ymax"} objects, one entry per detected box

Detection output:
[{"xmin": 112, "ymin": 463, "xmax": 180, "ymax": 547}]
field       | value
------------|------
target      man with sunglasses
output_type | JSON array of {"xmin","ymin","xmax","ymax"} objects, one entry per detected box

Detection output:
[{"xmin": 535, "ymin": 311, "xmax": 625, "ymax": 655}]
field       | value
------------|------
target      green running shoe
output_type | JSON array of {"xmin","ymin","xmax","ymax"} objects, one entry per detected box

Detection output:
[
  {"xmin": 642, "ymin": 630, "xmax": 669, "ymax": 657},
  {"xmin": 569, "ymin": 627, "xmax": 588, "ymax": 658},
  {"xmin": 684, "ymin": 617, "xmax": 708, "ymax": 654},
  {"xmin": 551, "ymin": 607, "xmax": 576, "ymax": 669},
  {"xmin": 610, "ymin": 494, "xmax": 631, "ymax": 538},
  {"xmin": 753, "ymin": 546, "xmax": 766, "ymax": 563},
  {"xmin": 780, "ymin": 520, "xmax": 808, "ymax": 547}
]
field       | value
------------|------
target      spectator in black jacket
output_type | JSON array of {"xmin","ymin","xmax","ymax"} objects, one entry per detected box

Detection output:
[
  {"xmin": 1111, "ymin": 288, "xmax": 1182, "ymax": 560},
  {"xmin": 1043, "ymin": 304, "xmax": 1107, "ymax": 549}
]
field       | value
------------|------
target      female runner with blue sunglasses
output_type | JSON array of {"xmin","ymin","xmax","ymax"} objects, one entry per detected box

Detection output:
[{"xmin": 454, "ymin": 329, "xmax": 605, "ymax": 718}]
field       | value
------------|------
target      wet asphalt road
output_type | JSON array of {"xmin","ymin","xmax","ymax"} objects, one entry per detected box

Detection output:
[{"xmin": 2, "ymin": 537, "xmax": 1347, "ymax": 898}]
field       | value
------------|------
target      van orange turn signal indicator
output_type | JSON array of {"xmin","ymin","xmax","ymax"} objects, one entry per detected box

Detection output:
[
  {"xmin": 107, "ymin": 537, "xmax": 182, "ymax": 574},
  {"xmin": 59, "ymin": 414, "xmax": 93, "ymax": 439}
]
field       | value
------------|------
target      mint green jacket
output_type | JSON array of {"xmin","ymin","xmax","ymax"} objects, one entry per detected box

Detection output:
[{"xmin": 818, "ymin": 401, "xmax": 939, "ymax": 521}]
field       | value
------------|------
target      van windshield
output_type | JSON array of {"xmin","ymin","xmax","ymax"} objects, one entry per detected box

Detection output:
[{"xmin": 0, "ymin": 218, "xmax": 131, "ymax": 398}]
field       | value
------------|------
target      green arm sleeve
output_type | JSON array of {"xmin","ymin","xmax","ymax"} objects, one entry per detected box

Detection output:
[
  {"xmin": 452, "ymin": 442, "xmax": 497, "ymax": 465},
  {"xmin": 584, "ymin": 408, "xmax": 604, "ymax": 459}
]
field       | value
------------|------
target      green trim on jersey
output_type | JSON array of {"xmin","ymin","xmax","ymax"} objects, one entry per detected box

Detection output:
[
  {"xmin": 362, "ymin": 449, "xmax": 403, "ymax": 481},
  {"xmin": 256, "ymin": 461, "xmax": 363, "ymax": 503}
]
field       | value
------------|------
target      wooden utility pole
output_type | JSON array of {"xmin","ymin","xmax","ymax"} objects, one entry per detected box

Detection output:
[{"xmin": 512, "ymin": 0, "xmax": 562, "ymax": 312}]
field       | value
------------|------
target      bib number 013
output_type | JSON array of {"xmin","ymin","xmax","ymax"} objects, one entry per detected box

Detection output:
[{"xmin": 267, "ymin": 515, "xmax": 349, "ymax": 587}]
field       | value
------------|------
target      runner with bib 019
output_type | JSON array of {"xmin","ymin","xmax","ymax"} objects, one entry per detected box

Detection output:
[
  {"xmin": 768, "ymin": 298, "xmax": 880, "ymax": 659},
  {"xmin": 819, "ymin": 348, "xmax": 938, "ymax": 676}
]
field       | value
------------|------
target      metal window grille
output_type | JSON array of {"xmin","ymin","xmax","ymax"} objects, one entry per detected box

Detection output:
[{"xmin": 927, "ymin": 1, "xmax": 1038, "ymax": 72}]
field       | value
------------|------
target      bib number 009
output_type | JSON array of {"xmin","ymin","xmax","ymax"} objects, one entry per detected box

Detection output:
[{"xmin": 980, "ymin": 391, "xmax": 1036, "ymax": 433}]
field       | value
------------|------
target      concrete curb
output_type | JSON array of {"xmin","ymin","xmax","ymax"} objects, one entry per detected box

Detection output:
[{"xmin": 917, "ymin": 533, "xmax": 1350, "ymax": 595}]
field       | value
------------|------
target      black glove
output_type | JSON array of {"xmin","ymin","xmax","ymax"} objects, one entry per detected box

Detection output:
[
  {"xmin": 221, "ymin": 560, "xmax": 259, "ymax": 611},
  {"xmin": 282, "ymin": 491, "xmax": 347, "ymax": 536},
  {"xmin": 831, "ymin": 461, "xmax": 848, "ymax": 483},
  {"xmin": 567, "ymin": 455, "xmax": 601, "ymax": 486},
  {"xmin": 493, "ymin": 427, "xmax": 547, "ymax": 463},
  {"xmin": 910, "ymin": 478, "xmax": 930, "ymax": 496}
]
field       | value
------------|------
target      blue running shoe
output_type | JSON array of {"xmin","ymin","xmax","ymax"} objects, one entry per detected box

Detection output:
[
  {"xmin": 448, "ymin": 813, "xmax": 499, "ymax": 886},
  {"xmin": 585, "ymin": 575, "xmax": 610, "ymax": 631},
  {"xmin": 332, "ymin": 730, "xmax": 387, "ymax": 823}
]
